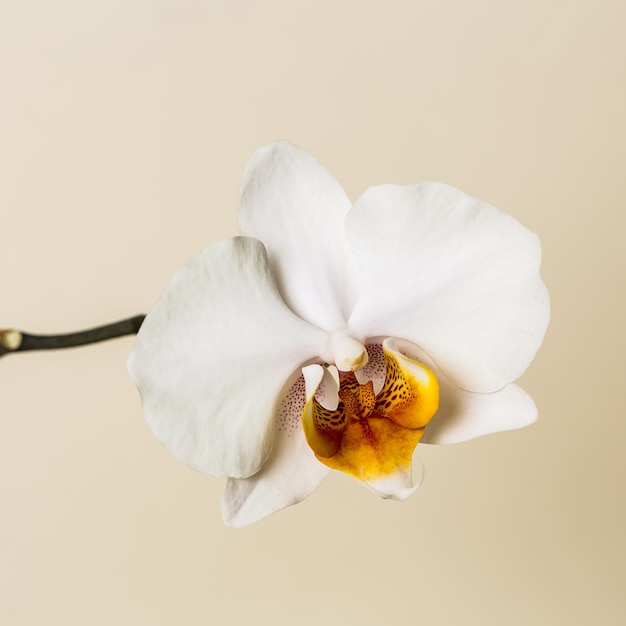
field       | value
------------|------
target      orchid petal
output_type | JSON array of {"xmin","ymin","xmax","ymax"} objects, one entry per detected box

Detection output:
[
  {"xmin": 391, "ymin": 339, "xmax": 538, "ymax": 443},
  {"xmin": 238, "ymin": 141, "xmax": 358, "ymax": 332},
  {"xmin": 222, "ymin": 375, "xmax": 329, "ymax": 527},
  {"xmin": 346, "ymin": 183, "xmax": 550, "ymax": 392},
  {"xmin": 422, "ymin": 381, "xmax": 538, "ymax": 444},
  {"xmin": 127, "ymin": 237, "xmax": 328, "ymax": 478}
]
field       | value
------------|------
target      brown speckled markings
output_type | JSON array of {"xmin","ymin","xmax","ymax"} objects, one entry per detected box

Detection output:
[
  {"xmin": 303, "ymin": 342, "xmax": 438, "ymax": 480},
  {"xmin": 312, "ymin": 399, "xmax": 347, "ymax": 432},
  {"xmin": 375, "ymin": 351, "xmax": 415, "ymax": 420},
  {"xmin": 278, "ymin": 341, "xmax": 437, "ymax": 482}
]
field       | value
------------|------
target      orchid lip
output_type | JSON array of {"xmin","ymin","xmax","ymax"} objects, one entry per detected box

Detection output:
[{"xmin": 301, "ymin": 338, "xmax": 439, "ymax": 495}]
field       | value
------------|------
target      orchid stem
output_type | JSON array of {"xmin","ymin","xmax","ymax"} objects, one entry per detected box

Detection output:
[{"xmin": 0, "ymin": 315, "xmax": 145, "ymax": 358}]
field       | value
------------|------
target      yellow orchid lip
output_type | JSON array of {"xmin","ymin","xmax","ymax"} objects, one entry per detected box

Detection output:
[{"xmin": 302, "ymin": 338, "xmax": 439, "ymax": 485}]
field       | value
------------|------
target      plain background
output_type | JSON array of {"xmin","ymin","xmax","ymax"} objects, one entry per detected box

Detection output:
[{"xmin": 1, "ymin": 1, "xmax": 624, "ymax": 624}]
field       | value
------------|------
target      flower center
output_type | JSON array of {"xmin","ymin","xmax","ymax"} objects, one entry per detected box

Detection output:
[
  {"xmin": 330, "ymin": 332, "xmax": 369, "ymax": 372},
  {"xmin": 302, "ymin": 338, "xmax": 439, "ymax": 483}
]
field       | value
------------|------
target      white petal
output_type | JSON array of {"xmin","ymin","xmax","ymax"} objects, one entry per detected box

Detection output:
[
  {"xmin": 346, "ymin": 183, "xmax": 550, "ymax": 392},
  {"xmin": 127, "ymin": 237, "xmax": 329, "ymax": 478},
  {"xmin": 392, "ymin": 339, "xmax": 538, "ymax": 444},
  {"xmin": 222, "ymin": 374, "xmax": 329, "ymax": 527},
  {"xmin": 238, "ymin": 141, "xmax": 358, "ymax": 332},
  {"xmin": 422, "ymin": 379, "xmax": 538, "ymax": 444}
]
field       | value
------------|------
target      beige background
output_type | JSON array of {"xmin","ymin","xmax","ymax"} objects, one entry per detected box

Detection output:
[{"xmin": 1, "ymin": 1, "xmax": 624, "ymax": 624}]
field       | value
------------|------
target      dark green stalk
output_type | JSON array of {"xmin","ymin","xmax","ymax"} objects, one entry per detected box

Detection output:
[{"xmin": 0, "ymin": 315, "xmax": 145, "ymax": 358}]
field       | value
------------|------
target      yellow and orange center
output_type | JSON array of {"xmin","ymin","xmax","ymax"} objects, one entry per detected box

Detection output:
[{"xmin": 302, "ymin": 340, "xmax": 439, "ymax": 482}]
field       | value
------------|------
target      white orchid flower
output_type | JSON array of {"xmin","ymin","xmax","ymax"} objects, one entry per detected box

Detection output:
[{"xmin": 127, "ymin": 142, "xmax": 550, "ymax": 528}]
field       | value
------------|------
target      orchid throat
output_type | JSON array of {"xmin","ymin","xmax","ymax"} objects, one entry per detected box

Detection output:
[{"xmin": 301, "ymin": 337, "xmax": 439, "ymax": 491}]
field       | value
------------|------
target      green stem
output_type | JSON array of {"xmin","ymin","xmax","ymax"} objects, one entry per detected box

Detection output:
[{"xmin": 0, "ymin": 315, "xmax": 145, "ymax": 358}]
